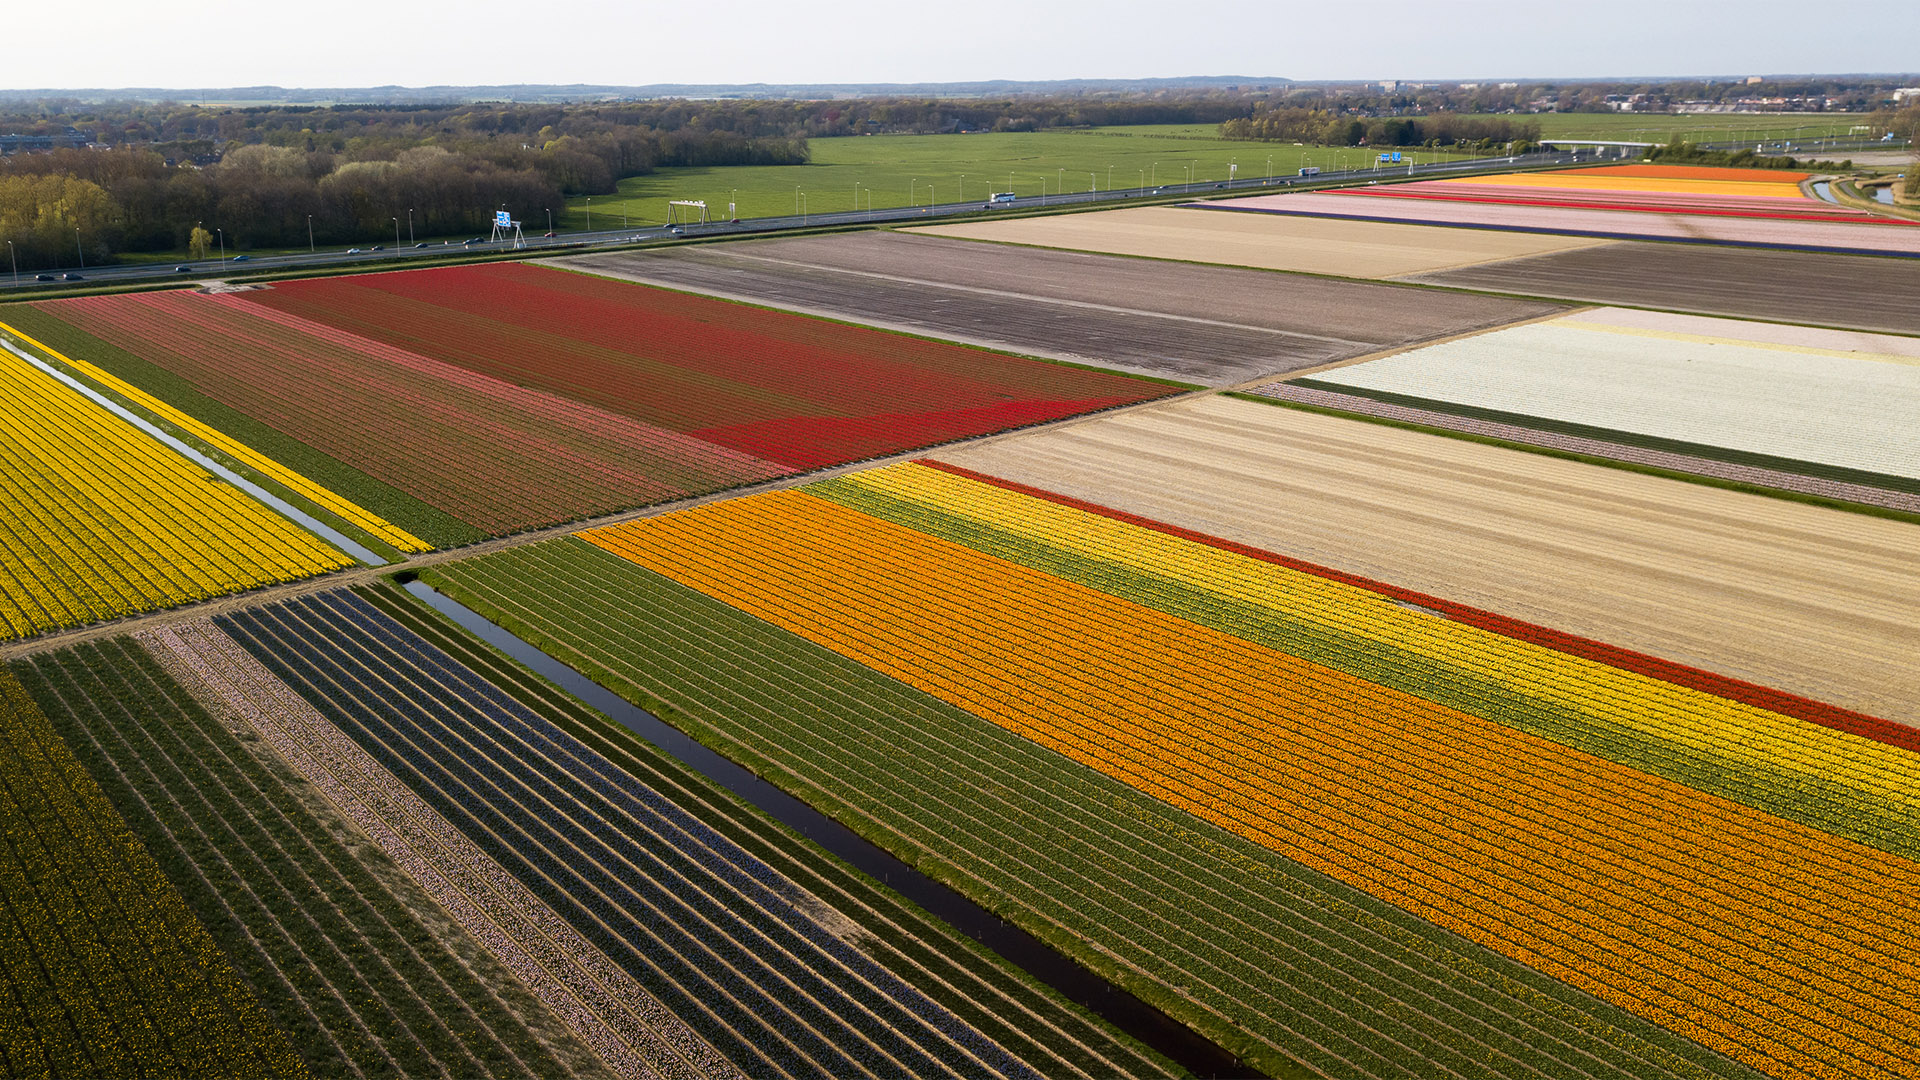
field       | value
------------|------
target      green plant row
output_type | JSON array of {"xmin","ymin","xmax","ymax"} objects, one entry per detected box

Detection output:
[
  {"xmin": 421, "ymin": 538, "xmax": 1758, "ymax": 1080},
  {"xmin": 805, "ymin": 475, "xmax": 1920, "ymax": 862},
  {"xmin": 0, "ymin": 305, "xmax": 482, "ymax": 549},
  {"xmin": 10, "ymin": 639, "xmax": 601, "ymax": 1080},
  {"xmin": 357, "ymin": 579, "xmax": 1181, "ymax": 1080},
  {"xmin": 0, "ymin": 667, "xmax": 303, "ymax": 1078}
]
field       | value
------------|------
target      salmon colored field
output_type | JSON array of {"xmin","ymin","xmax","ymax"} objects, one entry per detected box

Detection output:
[{"xmin": 578, "ymin": 464, "xmax": 1920, "ymax": 1080}]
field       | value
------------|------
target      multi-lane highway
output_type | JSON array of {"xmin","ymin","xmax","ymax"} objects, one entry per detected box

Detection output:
[{"xmin": 1, "ymin": 150, "xmax": 1604, "ymax": 292}]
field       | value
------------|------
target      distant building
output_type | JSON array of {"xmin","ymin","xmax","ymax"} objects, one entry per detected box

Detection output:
[
  {"xmin": 1894, "ymin": 87, "xmax": 1920, "ymax": 102},
  {"xmin": 1746, "ymin": 75, "xmax": 1766, "ymax": 85}
]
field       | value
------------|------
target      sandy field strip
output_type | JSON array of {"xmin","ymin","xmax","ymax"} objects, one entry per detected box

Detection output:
[
  {"xmin": 935, "ymin": 396, "xmax": 1920, "ymax": 724},
  {"xmin": 557, "ymin": 235, "xmax": 1563, "ymax": 385},
  {"xmin": 907, "ymin": 205, "xmax": 1614, "ymax": 278},
  {"xmin": 1308, "ymin": 308, "xmax": 1920, "ymax": 482},
  {"xmin": 1407, "ymin": 242, "xmax": 1920, "ymax": 335},
  {"xmin": 1206, "ymin": 192, "xmax": 1920, "ymax": 257},
  {"xmin": 1254, "ymin": 381, "xmax": 1920, "ymax": 514}
]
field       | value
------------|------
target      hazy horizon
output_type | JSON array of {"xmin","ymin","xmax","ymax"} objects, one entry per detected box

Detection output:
[{"xmin": 8, "ymin": 0, "xmax": 1916, "ymax": 93}]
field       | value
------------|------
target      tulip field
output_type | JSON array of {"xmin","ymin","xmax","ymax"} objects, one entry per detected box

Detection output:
[
  {"xmin": 1292, "ymin": 306, "xmax": 1920, "ymax": 495},
  {"xmin": 15, "ymin": 264, "xmax": 1169, "ymax": 546},
  {"xmin": 0, "ymin": 344, "xmax": 353, "ymax": 642},
  {"xmin": 414, "ymin": 458, "xmax": 1920, "ymax": 1080},
  {"xmin": 0, "ymin": 668, "xmax": 304, "ymax": 1078}
]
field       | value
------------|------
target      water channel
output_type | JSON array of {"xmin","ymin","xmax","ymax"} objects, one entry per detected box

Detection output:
[{"xmin": 403, "ymin": 579, "xmax": 1262, "ymax": 1079}]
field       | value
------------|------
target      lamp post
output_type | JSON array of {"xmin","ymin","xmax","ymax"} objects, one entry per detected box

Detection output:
[
  {"xmin": 76, "ymin": 227, "xmax": 84, "ymax": 268},
  {"xmin": 585, "ymin": 196, "xmax": 591, "ymax": 231},
  {"xmin": 217, "ymin": 228, "xmax": 224, "ymax": 261},
  {"xmin": 308, "ymin": 214, "xmax": 315, "ymax": 253},
  {"xmin": 728, "ymin": 188, "xmax": 736, "ymax": 222},
  {"xmin": 546, "ymin": 208, "xmax": 553, "ymax": 234},
  {"xmin": 392, "ymin": 217, "xmax": 400, "ymax": 251},
  {"xmin": 7, "ymin": 240, "xmax": 16, "ymax": 287},
  {"xmin": 1088, "ymin": 171, "xmax": 1094, "ymax": 194},
  {"xmin": 1137, "ymin": 168, "xmax": 1143, "ymax": 192},
  {"xmin": 909, "ymin": 178, "xmax": 917, "ymax": 207},
  {"xmin": 407, "ymin": 208, "xmax": 414, "ymax": 244},
  {"xmin": 1151, "ymin": 162, "xmax": 1157, "ymax": 186},
  {"xmin": 1266, "ymin": 155, "xmax": 1273, "ymax": 180},
  {"xmin": 959, "ymin": 174, "xmax": 965, "ymax": 202},
  {"xmin": 795, "ymin": 185, "xmax": 803, "ymax": 216},
  {"xmin": 1057, "ymin": 167, "xmax": 1063, "ymax": 195}
]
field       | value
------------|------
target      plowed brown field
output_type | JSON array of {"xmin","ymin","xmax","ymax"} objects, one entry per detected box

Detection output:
[
  {"xmin": 935, "ymin": 395, "xmax": 1920, "ymax": 724},
  {"xmin": 909, "ymin": 206, "xmax": 1614, "ymax": 278}
]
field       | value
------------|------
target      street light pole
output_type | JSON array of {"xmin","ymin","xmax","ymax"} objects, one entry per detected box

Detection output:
[
  {"xmin": 76, "ymin": 228, "xmax": 84, "ymax": 268},
  {"xmin": 585, "ymin": 196, "xmax": 591, "ymax": 231},
  {"xmin": 392, "ymin": 217, "xmax": 400, "ymax": 251},
  {"xmin": 546, "ymin": 208, "xmax": 553, "ymax": 234},
  {"xmin": 217, "ymin": 228, "xmax": 224, "ymax": 261},
  {"xmin": 407, "ymin": 208, "xmax": 414, "ymax": 244},
  {"xmin": 7, "ymin": 240, "xmax": 16, "ymax": 287}
]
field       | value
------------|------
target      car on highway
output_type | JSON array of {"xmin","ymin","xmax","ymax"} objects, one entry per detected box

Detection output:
[
  {"xmin": 231, "ymin": 254, "xmax": 250, "ymax": 262},
  {"xmin": 369, "ymin": 245, "xmax": 383, "ymax": 252},
  {"xmin": 34, "ymin": 274, "xmax": 53, "ymax": 282},
  {"xmin": 346, "ymin": 247, "xmax": 362, "ymax": 254},
  {"xmin": 61, "ymin": 273, "xmax": 83, "ymax": 281},
  {"xmin": 174, "ymin": 265, "xmax": 193, "ymax": 272},
  {"xmin": 542, "ymin": 230, "xmax": 555, "ymax": 237},
  {"xmin": 414, "ymin": 242, "xmax": 429, "ymax": 248}
]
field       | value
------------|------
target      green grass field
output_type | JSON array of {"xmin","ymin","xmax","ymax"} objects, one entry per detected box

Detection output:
[{"xmin": 563, "ymin": 127, "xmax": 1470, "ymax": 227}]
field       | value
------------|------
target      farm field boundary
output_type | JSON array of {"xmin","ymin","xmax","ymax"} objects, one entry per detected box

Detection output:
[
  {"xmin": 1243, "ymin": 384, "xmax": 1920, "ymax": 523},
  {"xmin": 576, "ymin": 480, "xmax": 1920, "ymax": 1080},
  {"xmin": 1290, "ymin": 307, "xmax": 1920, "ymax": 492},
  {"xmin": 1404, "ymin": 242, "xmax": 1920, "ymax": 336},
  {"xmin": 558, "ymin": 233, "xmax": 1564, "ymax": 386},
  {"xmin": 355, "ymin": 580, "xmax": 1192, "ymax": 1080},
  {"xmin": 422, "ymin": 537, "xmax": 1756, "ymax": 1080},
  {"xmin": 0, "ymin": 315, "xmax": 432, "ymax": 553},
  {"xmin": 934, "ymin": 395, "xmax": 1920, "ymax": 723},
  {"xmin": 0, "ymin": 668, "xmax": 305, "ymax": 1077}
]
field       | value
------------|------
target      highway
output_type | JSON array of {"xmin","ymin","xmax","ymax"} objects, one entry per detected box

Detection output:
[{"xmin": 0, "ymin": 150, "xmax": 1608, "ymax": 293}]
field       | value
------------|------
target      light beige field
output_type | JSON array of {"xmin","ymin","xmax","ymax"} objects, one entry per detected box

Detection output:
[
  {"xmin": 910, "ymin": 206, "xmax": 1614, "ymax": 278},
  {"xmin": 936, "ymin": 395, "xmax": 1920, "ymax": 723}
]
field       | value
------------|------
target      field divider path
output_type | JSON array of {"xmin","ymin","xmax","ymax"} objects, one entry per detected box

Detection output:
[
  {"xmin": 0, "ymin": 321, "xmax": 427, "ymax": 554},
  {"xmin": 135, "ymin": 619, "xmax": 714, "ymax": 1080},
  {"xmin": 570, "ymin": 249, "xmax": 1376, "ymax": 350},
  {"xmin": 0, "ymin": 366, "xmax": 1221, "ymax": 662}
]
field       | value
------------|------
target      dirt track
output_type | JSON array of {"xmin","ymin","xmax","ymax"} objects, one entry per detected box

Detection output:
[
  {"xmin": 556, "ymin": 235, "xmax": 1561, "ymax": 386},
  {"xmin": 936, "ymin": 395, "xmax": 1920, "ymax": 724},
  {"xmin": 1409, "ymin": 242, "xmax": 1920, "ymax": 335},
  {"xmin": 908, "ymin": 206, "xmax": 1611, "ymax": 278}
]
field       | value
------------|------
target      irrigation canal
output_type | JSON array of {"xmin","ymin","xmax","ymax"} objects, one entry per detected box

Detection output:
[{"xmin": 403, "ymin": 579, "xmax": 1265, "ymax": 1079}]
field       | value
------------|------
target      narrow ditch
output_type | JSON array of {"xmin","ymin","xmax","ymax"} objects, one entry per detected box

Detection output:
[{"xmin": 402, "ymin": 579, "xmax": 1264, "ymax": 1079}]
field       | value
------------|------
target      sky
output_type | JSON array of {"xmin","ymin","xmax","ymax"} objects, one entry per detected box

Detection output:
[{"xmin": 7, "ymin": 0, "xmax": 1917, "ymax": 90}]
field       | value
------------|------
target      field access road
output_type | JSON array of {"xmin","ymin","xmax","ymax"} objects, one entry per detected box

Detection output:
[
  {"xmin": 0, "ymin": 151, "xmax": 1597, "ymax": 294},
  {"xmin": 937, "ymin": 395, "xmax": 1920, "ymax": 725},
  {"xmin": 557, "ymin": 233, "xmax": 1562, "ymax": 386},
  {"xmin": 1409, "ymin": 242, "xmax": 1920, "ymax": 336}
]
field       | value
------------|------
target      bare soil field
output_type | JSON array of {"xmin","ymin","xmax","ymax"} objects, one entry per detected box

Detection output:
[
  {"xmin": 907, "ymin": 206, "xmax": 1612, "ymax": 278},
  {"xmin": 557, "ymin": 234, "xmax": 1562, "ymax": 385},
  {"xmin": 936, "ymin": 395, "xmax": 1920, "ymax": 724},
  {"xmin": 1408, "ymin": 242, "xmax": 1920, "ymax": 335}
]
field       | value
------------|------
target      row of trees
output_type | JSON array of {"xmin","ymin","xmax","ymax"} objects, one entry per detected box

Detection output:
[{"xmin": 1219, "ymin": 107, "xmax": 1541, "ymax": 150}]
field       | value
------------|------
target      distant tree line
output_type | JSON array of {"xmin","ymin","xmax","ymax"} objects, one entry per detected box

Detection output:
[
  {"xmin": 1220, "ymin": 106, "xmax": 1541, "ymax": 149},
  {"xmin": 1642, "ymin": 141, "xmax": 1854, "ymax": 171}
]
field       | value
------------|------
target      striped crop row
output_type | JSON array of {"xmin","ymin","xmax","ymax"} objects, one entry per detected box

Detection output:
[
  {"xmin": 578, "ymin": 477, "xmax": 1920, "ymax": 1080},
  {"xmin": 0, "ymin": 346, "xmax": 352, "ymax": 642}
]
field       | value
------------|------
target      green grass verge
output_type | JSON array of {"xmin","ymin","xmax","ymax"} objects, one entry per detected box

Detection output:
[
  {"xmin": 0, "ymin": 304, "xmax": 483, "ymax": 549},
  {"xmin": 357, "ymin": 579, "xmax": 1183, "ymax": 1080},
  {"xmin": 0, "ymin": 667, "xmax": 305, "ymax": 1078},
  {"xmin": 420, "ymin": 538, "xmax": 1759, "ymax": 1080},
  {"xmin": 12, "ymin": 639, "xmax": 605, "ymax": 1080}
]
